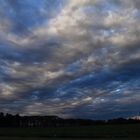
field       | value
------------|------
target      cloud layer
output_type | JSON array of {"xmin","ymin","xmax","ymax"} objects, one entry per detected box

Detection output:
[{"xmin": 0, "ymin": 0, "xmax": 140, "ymax": 119}]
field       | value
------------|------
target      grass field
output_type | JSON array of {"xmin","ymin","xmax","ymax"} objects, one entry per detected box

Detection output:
[
  {"xmin": 0, "ymin": 124, "xmax": 140, "ymax": 139},
  {"xmin": 0, "ymin": 138, "xmax": 140, "ymax": 140}
]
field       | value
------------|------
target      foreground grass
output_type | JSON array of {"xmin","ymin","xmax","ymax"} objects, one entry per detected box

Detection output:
[
  {"xmin": 0, "ymin": 138, "xmax": 140, "ymax": 140},
  {"xmin": 0, "ymin": 124, "xmax": 140, "ymax": 138}
]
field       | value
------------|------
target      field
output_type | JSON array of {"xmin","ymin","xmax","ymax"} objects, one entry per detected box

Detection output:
[
  {"xmin": 0, "ymin": 124, "xmax": 140, "ymax": 139},
  {"xmin": 0, "ymin": 138, "xmax": 140, "ymax": 140}
]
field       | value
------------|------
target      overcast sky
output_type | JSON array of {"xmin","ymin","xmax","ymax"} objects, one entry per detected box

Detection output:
[{"xmin": 0, "ymin": 0, "xmax": 140, "ymax": 119}]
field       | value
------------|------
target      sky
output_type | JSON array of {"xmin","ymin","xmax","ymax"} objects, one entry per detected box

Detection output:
[{"xmin": 0, "ymin": 0, "xmax": 140, "ymax": 120}]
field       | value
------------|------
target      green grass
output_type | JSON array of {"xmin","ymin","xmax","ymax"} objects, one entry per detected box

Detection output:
[{"xmin": 0, "ymin": 124, "xmax": 140, "ymax": 138}]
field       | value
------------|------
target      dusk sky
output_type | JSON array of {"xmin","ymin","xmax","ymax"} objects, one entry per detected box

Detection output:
[{"xmin": 0, "ymin": 0, "xmax": 140, "ymax": 120}]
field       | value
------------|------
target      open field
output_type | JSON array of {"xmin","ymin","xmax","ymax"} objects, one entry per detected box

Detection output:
[
  {"xmin": 0, "ymin": 138, "xmax": 140, "ymax": 140},
  {"xmin": 0, "ymin": 124, "xmax": 140, "ymax": 139},
  {"xmin": 1, "ymin": 138, "xmax": 140, "ymax": 140}
]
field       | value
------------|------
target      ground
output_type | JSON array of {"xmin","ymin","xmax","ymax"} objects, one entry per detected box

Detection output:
[{"xmin": 0, "ymin": 124, "xmax": 140, "ymax": 139}]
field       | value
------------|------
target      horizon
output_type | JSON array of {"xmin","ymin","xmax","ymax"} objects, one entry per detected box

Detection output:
[
  {"xmin": 0, "ymin": 0, "xmax": 140, "ymax": 120},
  {"xmin": 1, "ymin": 112, "xmax": 140, "ymax": 121}
]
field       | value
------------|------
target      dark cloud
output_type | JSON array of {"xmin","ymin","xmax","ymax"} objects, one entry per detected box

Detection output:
[{"xmin": 0, "ymin": 0, "xmax": 139, "ymax": 119}]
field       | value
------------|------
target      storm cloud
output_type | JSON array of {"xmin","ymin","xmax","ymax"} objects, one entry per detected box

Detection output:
[{"xmin": 0, "ymin": 0, "xmax": 140, "ymax": 119}]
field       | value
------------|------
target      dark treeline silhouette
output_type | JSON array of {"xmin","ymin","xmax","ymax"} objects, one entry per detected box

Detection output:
[{"xmin": 0, "ymin": 112, "xmax": 140, "ymax": 127}]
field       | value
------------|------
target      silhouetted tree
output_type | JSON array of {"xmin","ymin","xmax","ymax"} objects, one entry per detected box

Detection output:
[{"xmin": 0, "ymin": 112, "xmax": 139, "ymax": 127}]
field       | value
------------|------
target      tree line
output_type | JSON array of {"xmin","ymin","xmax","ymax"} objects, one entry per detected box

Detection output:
[{"xmin": 0, "ymin": 112, "xmax": 139, "ymax": 127}]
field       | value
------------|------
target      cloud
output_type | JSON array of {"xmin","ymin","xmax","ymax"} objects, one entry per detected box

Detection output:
[{"xmin": 0, "ymin": 0, "xmax": 139, "ymax": 119}]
